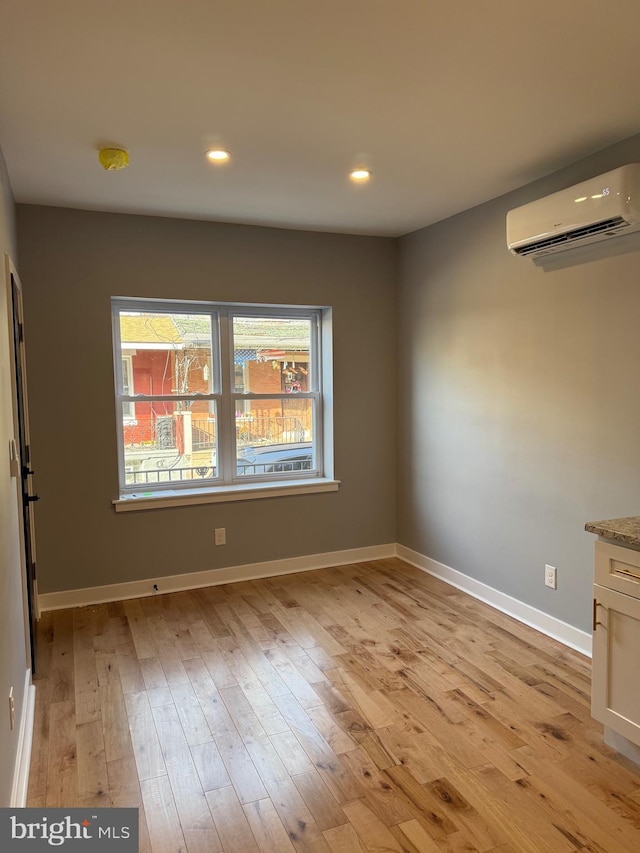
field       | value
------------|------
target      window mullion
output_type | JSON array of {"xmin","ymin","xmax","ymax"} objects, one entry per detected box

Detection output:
[
  {"xmin": 117, "ymin": 394, "xmax": 218, "ymax": 403},
  {"xmin": 231, "ymin": 392, "xmax": 318, "ymax": 400},
  {"xmin": 218, "ymin": 309, "xmax": 234, "ymax": 483}
]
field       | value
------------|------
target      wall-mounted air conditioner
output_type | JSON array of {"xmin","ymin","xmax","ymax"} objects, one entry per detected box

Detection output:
[{"xmin": 506, "ymin": 163, "xmax": 640, "ymax": 258}]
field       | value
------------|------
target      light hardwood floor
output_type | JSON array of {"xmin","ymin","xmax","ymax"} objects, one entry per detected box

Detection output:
[{"xmin": 27, "ymin": 557, "xmax": 640, "ymax": 852}]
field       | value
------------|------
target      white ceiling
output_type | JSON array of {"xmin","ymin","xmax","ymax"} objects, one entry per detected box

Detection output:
[{"xmin": 1, "ymin": 0, "xmax": 640, "ymax": 237}]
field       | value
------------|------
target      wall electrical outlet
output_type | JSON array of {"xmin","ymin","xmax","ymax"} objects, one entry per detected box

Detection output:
[
  {"xmin": 544, "ymin": 564, "xmax": 557, "ymax": 589},
  {"xmin": 215, "ymin": 527, "xmax": 226, "ymax": 546}
]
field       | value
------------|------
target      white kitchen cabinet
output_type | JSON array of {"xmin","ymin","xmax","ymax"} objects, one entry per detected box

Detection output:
[{"xmin": 592, "ymin": 541, "xmax": 640, "ymax": 747}]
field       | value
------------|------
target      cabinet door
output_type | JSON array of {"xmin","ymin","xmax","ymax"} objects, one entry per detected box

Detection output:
[{"xmin": 592, "ymin": 583, "xmax": 640, "ymax": 744}]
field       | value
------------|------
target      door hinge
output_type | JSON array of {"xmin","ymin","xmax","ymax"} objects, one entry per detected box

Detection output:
[{"xmin": 18, "ymin": 322, "xmax": 24, "ymax": 343}]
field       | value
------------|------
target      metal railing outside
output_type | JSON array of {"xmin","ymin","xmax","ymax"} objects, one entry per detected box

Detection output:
[
  {"xmin": 124, "ymin": 415, "xmax": 304, "ymax": 450},
  {"xmin": 236, "ymin": 415, "xmax": 305, "ymax": 446},
  {"xmin": 125, "ymin": 464, "xmax": 216, "ymax": 485}
]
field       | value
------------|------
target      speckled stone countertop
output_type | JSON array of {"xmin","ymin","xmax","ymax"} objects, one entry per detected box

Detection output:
[{"xmin": 585, "ymin": 516, "xmax": 640, "ymax": 548}]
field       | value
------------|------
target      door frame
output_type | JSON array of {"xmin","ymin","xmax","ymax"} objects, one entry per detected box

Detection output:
[{"xmin": 4, "ymin": 253, "xmax": 38, "ymax": 674}]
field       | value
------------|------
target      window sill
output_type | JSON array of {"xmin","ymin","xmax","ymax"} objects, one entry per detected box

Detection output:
[{"xmin": 113, "ymin": 478, "xmax": 340, "ymax": 512}]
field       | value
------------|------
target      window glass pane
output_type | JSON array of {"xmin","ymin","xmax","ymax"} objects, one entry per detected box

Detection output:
[
  {"xmin": 122, "ymin": 357, "xmax": 135, "ymax": 419},
  {"xmin": 235, "ymin": 398, "xmax": 313, "ymax": 476},
  {"xmin": 119, "ymin": 311, "xmax": 213, "ymax": 396},
  {"xmin": 233, "ymin": 316, "xmax": 311, "ymax": 394},
  {"xmin": 122, "ymin": 357, "xmax": 131, "ymax": 394},
  {"xmin": 122, "ymin": 403, "xmax": 217, "ymax": 486}
]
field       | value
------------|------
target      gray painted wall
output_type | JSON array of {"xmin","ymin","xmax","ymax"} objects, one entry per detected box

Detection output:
[
  {"xmin": 16, "ymin": 206, "xmax": 398, "ymax": 594},
  {"xmin": 398, "ymin": 133, "xmax": 640, "ymax": 633},
  {"xmin": 13, "ymin": 132, "xmax": 640, "ymax": 638},
  {"xmin": 0, "ymin": 144, "xmax": 29, "ymax": 804}
]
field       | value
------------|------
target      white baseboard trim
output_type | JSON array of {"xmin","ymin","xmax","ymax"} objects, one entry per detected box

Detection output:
[
  {"xmin": 11, "ymin": 669, "xmax": 35, "ymax": 807},
  {"xmin": 37, "ymin": 541, "xmax": 591, "ymax": 658},
  {"xmin": 397, "ymin": 544, "xmax": 592, "ymax": 657},
  {"xmin": 38, "ymin": 543, "xmax": 397, "ymax": 611}
]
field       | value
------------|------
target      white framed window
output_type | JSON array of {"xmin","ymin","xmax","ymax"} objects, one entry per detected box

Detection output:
[{"xmin": 111, "ymin": 298, "xmax": 334, "ymax": 507}]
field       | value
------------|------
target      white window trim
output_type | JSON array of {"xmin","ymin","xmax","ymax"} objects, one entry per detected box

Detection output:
[
  {"xmin": 112, "ymin": 298, "xmax": 335, "ymax": 507},
  {"xmin": 112, "ymin": 477, "xmax": 340, "ymax": 511}
]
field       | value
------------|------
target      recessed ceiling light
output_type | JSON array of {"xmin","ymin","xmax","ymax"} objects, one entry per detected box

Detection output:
[
  {"xmin": 206, "ymin": 149, "xmax": 230, "ymax": 163},
  {"xmin": 349, "ymin": 168, "xmax": 371, "ymax": 182}
]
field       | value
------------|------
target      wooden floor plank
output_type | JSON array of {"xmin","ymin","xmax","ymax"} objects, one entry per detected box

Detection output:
[
  {"xmin": 322, "ymin": 822, "xmax": 369, "ymax": 852},
  {"xmin": 76, "ymin": 718, "xmax": 111, "ymax": 807},
  {"xmin": 123, "ymin": 691, "xmax": 167, "ymax": 782},
  {"xmin": 151, "ymin": 701, "xmax": 223, "ymax": 852},
  {"xmin": 244, "ymin": 734, "xmax": 332, "ymax": 851},
  {"xmin": 28, "ymin": 557, "xmax": 640, "ymax": 853},
  {"xmin": 184, "ymin": 657, "xmax": 269, "ymax": 805},
  {"xmin": 169, "ymin": 681, "xmax": 214, "ymax": 747},
  {"xmin": 206, "ymin": 786, "xmax": 261, "ymax": 853},
  {"xmin": 306, "ymin": 704, "xmax": 359, "ymax": 755},
  {"xmin": 50, "ymin": 610, "xmax": 75, "ymax": 703},
  {"xmin": 291, "ymin": 771, "xmax": 348, "ymax": 832},
  {"xmin": 27, "ymin": 675, "xmax": 52, "ymax": 800},
  {"xmin": 269, "ymin": 729, "xmax": 316, "ymax": 776},
  {"xmin": 107, "ymin": 756, "xmax": 153, "ymax": 853},
  {"xmin": 45, "ymin": 698, "xmax": 78, "ymax": 807},
  {"xmin": 190, "ymin": 740, "xmax": 231, "ymax": 793},
  {"xmin": 392, "ymin": 819, "xmax": 441, "ymax": 853},
  {"xmin": 73, "ymin": 607, "xmax": 99, "ymax": 694},
  {"xmin": 100, "ymin": 682, "xmax": 134, "ymax": 763},
  {"xmin": 123, "ymin": 599, "xmax": 156, "ymax": 660},
  {"xmin": 340, "ymin": 799, "xmax": 406, "ymax": 852},
  {"xmin": 340, "ymin": 747, "xmax": 415, "ymax": 826},
  {"xmin": 115, "ymin": 642, "xmax": 146, "ymax": 694},
  {"xmin": 242, "ymin": 798, "xmax": 297, "ymax": 852},
  {"xmin": 140, "ymin": 656, "xmax": 170, "ymax": 692},
  {"xmin": 140, "ymin": 775, "xmax": 188, "ymax": 853}
]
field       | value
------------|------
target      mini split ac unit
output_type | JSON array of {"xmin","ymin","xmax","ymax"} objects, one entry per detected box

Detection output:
[{"xmin": 506, "ymin": 163, "xmax": 640, "ymax": 258}]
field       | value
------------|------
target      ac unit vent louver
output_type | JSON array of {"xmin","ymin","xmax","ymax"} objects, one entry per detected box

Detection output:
[
  {"xmin": 506, "ymin": 164, "xmax": 640, "ymax": 259},
  {"xmin": 513, "ymin": 216, "xmax": 629, "ymax": 257}
]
